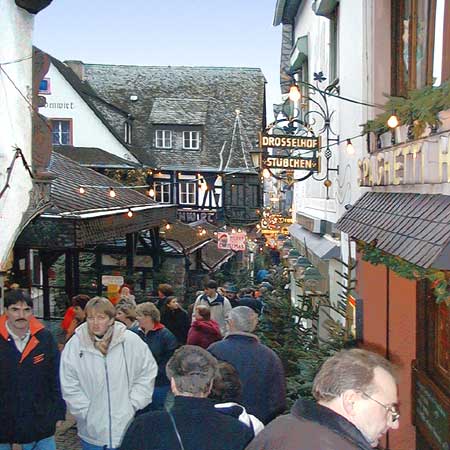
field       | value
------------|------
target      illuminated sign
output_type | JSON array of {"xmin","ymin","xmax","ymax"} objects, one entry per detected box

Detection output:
[
  {"xmin": 265, "ymin": 156, "xmax": 320, "ymax": 172},
  {"xmin": 259, "ymin": 132, "xmax": 320, "ymax": 150}
]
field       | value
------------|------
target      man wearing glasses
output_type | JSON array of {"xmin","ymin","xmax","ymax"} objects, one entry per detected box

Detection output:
[{"xmin": 245, "ymin": 349, "xmax": 400, "ymax": 449}]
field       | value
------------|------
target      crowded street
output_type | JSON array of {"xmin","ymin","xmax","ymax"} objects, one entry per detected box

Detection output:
[{"xmin": 1, "ymin": 1, "xmax": 449, "ymax": 449}]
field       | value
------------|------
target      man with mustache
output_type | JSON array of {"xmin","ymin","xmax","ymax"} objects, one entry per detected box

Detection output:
[{"xmin": 0, "ymin": 289, "xmax": 66, "ymax": 450}]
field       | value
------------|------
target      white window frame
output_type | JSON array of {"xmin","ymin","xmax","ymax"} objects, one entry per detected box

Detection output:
[
  {"xmin": 154, "ymin": 182, "xmax": 171, "ymax": 203},
  {"xmin": 183, "ymin": 131, "xmax": 200, "ymax": 149},
  {"xmin": 179, "ymin": 181, "xmax": 196, "ymax": 205},
  {"xmin": 124, "ymin": 121, "xmax": 132, "ymax": 144},
  {"xmin": 51, "ymin": 119, "xmax": 72, "ymax": 145},
  {"xmin": 155, "ymin": 130, "xmax": 172, "ymax": 148}
]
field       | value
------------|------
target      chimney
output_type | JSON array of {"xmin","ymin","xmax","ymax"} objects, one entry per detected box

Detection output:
[{"xmin": 64, "ymin": 60, "xmax": 85, "ymax": 81}]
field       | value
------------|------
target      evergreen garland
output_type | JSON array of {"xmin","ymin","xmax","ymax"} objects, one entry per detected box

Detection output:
[{"xmin": 359, "ymin": 243, "xmax": 450, "ymax": 306}]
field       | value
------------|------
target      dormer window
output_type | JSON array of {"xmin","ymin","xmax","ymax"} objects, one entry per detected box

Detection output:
[
  {"xmin": 155, "ymin": 130, "xmax": 172, "ymax": 148},
  {"xmin": 183, "ymin": 131, "xmax": 200, "ymax": 150},
  {"xmin": 124, "ymin": 121, "xmax": 132, "ymax": 144}
]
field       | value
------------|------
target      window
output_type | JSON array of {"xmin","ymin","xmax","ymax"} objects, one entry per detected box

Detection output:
[
  {"xmin": 391, "ymin": 0, "xmax": 437, "ymax": 95},
  {"xmin": 230, "ymin": 184, "xmax": 245, "ymax": 206},
  {"xmin": 124, "ymin": 121, "xmax": 132, "ymax": 144},
  {"xmin": 179, "ymin": 182, "xmax": 196, "ymax": 205},
  {"xmin": 183, "ymin": 131, "xmax": 200, "ymax": 149},
  {"xmin": 329, "ymin": 6, "xmax": 339, "ymax": 82},
  {"xmin": 155, "ymin": 130, "xmax": 172, "ymax": 148},
  {"xmin": 51, "ymin": 119, "xmax": 72, "ymax": 145},
  {"xmin": 39, "ymin": 78, "xmax": 51, "ymax": 94},
  {"xmin": 432, "ymin": 0, "xmax": 450, "ymax": 85},
  {"xmin": 154, "ymin": 182, "xmax": 171, "ymax": 203}
]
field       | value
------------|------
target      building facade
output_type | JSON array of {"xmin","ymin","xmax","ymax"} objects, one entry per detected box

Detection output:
[{"xmin": 273, "ymin": 1, "xmax": 450, "ymax": 449}]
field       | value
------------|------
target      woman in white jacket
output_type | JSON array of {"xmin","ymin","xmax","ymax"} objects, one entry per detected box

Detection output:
[{"xmin": 60, "ymin": 297, "xmax": 157, "ymax": 450}]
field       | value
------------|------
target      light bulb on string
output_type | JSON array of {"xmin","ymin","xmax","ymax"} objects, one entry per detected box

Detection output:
[
  {"xmin": 288, "ymin": 84, "xmax": 301, "ymax": 102},
  {"xmin": 165, "ymin": 222, "xmax": 172, "ymax": 231},
  {"xmin": 79, "ymin": 186, "xmax": 85, "ymax": 194},
  {"xmin": 387, "ymin": 113, "xmax": 399, "ymax": 129},
  {"xmin": 127, "ymin": 209, "xmax": 133, "ymax": 218},
  {"xmin": 346, "ymin": 139, "xmax": 355, "ymax": 155},
  {"xmin": 109, "ymin": 187, "xmax": 116, "ymax": 198},
  {"xmin": 148, "ymin": 188, "xmax": 155, "ymax": 198}
]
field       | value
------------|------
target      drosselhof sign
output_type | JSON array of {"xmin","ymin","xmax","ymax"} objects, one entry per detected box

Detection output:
[
  {"xmin": 266, "ymin": 156, "xmax": 320, "ymax": 171},
  {"xmin": 259, "ymin": 132, "xmax": 320, "ymax": 150}
]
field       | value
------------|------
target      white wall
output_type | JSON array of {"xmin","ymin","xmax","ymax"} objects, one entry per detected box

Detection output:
[
  {"xmin": 0, "ymin": 0, "xmax": 34, "ymax": 271},
  {"xmin": 291, "ymin": 0, "xmax": 379, "ymax": 223},
  {"xmin": 40, "ymin": 62, "xmax": 138, "ymax": 163}
]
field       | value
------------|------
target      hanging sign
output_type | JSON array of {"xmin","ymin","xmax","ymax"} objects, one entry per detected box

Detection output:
[
  {"xmin": 259, "ymin": 132, "xmax": 320, "ymax": 150},
  {"xmin": 265, "ymin": 155, "xmax": 320, "ymax": 171},
  {"xmin": 217, "ymin": 232, "xmax": 247, "ymax": 251}
]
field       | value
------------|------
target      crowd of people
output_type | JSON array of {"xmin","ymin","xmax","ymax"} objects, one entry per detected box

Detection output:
[{"xmin": 0, "ymin": 279, "xmax": 401, "ymax": 450}]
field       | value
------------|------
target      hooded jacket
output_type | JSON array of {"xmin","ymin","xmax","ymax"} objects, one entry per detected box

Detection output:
[
  {"xmin": 214, "ymin": 402, "xmax": 264, "ymax": 436},
  {"xmin": 60, "ymin": 321, "xmax": 157, "ymax": 448},
  {"xmin": 0, "ymin": 315, "xmax": 66, "ymax": 444},
  {"xmin": 245, "ymin": 398, "xmax": 373, "ymax": 450},
  {"xmin": 187, "ymin": 319, "xmax": 222, "ymax": 349},
  {"xmin": 193, "ymin": 293, "xmax": 232, "ymax": 335}
]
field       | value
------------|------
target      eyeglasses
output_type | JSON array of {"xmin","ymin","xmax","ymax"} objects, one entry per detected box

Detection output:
[{"xmin": 362, "ymin": 392, "xmax": 400, "ymax": 422}]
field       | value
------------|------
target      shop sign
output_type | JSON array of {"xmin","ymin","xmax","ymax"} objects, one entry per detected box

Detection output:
[
  {"xmin": 217, "ymin": 232, "xmax": 246, "ymax": 251},
  {"xmin": 101, "ymin": 275, "xmax": 124, "ymax": 286},
  {"xmin": 265, "ymin": 155, "xmax": 320, "ymax": 172},
  {"xmin": 359, "ymin": 132, "xmax": 450, "ymax": 186},
  {"xmin": 259, "ymin": 132, "xmax": 320, "ymax": 150}
]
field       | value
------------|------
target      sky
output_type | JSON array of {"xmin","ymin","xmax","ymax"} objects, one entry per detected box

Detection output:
[{"xmin": 33, "ymin": 0, "xmax": 282, "ymax": 120}]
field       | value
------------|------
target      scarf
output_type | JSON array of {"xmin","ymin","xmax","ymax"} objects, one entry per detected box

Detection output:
[{"xmin": 88, "ymin": 324, "xmax": 114, "ymax": 355}]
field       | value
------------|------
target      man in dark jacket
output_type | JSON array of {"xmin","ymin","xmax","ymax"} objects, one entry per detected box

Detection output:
[
  {"xmin": 245, "ymin": 349, "xmax": 400, "ymax": 450},
  {"xmin": 121, "ymin": 345, "xmax": 253, "ymax": 450},
  {"xmin": 160, "ymin": 296, "xmax": 190, "ymax": 344},
  {"xmin": 208, "ymin": 306, "xmax": 286, "ymax": 424},
  {"xmin": 0, "ymin": 289, "xmax": 66, "ymax": 450}
]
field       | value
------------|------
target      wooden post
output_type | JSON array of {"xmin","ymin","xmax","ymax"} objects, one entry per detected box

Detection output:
[
  {"xmin": 73, "ymin": 250, "xmax": 80, "ymax": 295},
  {"xmin": 126, "ymin": 233, "xmax": 135, "ymax": 277},
  {"xmin": 41, "ymin": 254, "xmax": 51, "ymax": 320},
  {"xmin": 95, "ymin": 250, "xmax": 102, "ymax": 296},
  {"xmin": 65, "ymin": 250, "xmax": 73, "ymax": 301}
]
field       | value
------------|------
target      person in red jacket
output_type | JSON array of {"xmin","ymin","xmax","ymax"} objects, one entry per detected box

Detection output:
[{"xmin": 187, "ymin": 305, "xmax": 222, "ymax": 349}]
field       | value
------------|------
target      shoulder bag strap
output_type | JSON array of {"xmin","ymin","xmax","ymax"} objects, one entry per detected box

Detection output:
[{"xmin": 168, "ymin": 410, "xmax": 185, "ymax": 450}]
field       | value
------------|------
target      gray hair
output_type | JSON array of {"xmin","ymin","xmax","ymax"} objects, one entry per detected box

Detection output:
[
  {"xmin": 166, "ymin": 345, "xmax": 218, "ymax": 396},
  {"xmin": 228, "ymin": 306, "xmax": 258, "ymax": 333},
  {"xmin": 312, "ymin": 349, "xmax": 398, "ymax": 402}
]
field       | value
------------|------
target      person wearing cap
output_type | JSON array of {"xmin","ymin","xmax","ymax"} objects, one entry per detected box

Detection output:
[
  {"xmin": 0, "ymin": 289, "xmax": 66, "ymax": 450},
  {"xmin": 223, "ymin": 283, "xmax": 240, "ymax": 308},
  {"xmin": 237, "ymin": 288, "xmax": 264, "ymax": 316},
  {"xmin": 120, "ymin": 345, "xmax": 253, "ymax": 450}
]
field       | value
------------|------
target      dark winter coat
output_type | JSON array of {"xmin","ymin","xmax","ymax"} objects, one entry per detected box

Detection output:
[
  {"xmin": 186, "ymin": 319, "xmax": 222, "ymax": 349},
  {"xmin": 132, "ymin": 323, "xmax": 178, "ymax": 386},
  {"xmin": 238, "ymin": 295, "xmax": 264, "ymax": 315},
  {"xmin": 0, "ymin": 315, "xmax": 66, "ymax": 444},
  {"xmin": 120, "ymin": 395, "xmax": 254, "ymax": 450},
  {"xmin": 160, "ymin": 307, "xmax": 190, "ymax": 344},
  {"xmin": 245, "ymin": 399, "xmax": 373, "ymax": 450},
  {"xmin": 208, "ymin": 333, "xmax": 286, "ymax": 424}
]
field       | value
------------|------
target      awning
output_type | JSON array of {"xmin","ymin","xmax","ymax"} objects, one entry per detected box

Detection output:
[
  {"xmin": 312, "ymin": 0, "xmax": 339, "ymax": 18},
  {"xmin": 289, "ymin": 223, "xmax": 340, "ymax": 260},
  {"xmin": 336, "ymin": 192, "xmax": 450, "ymax": 270}
]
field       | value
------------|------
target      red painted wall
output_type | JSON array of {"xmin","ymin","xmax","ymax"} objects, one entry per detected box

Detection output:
[{"xmin": 356, "ymin": 257, "xmax": 417, "ymax": 450}]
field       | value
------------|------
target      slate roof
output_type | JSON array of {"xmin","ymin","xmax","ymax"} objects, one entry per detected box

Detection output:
[
  {"xmin": 53, "ymin": 145, "xmax": 139, "ymax": 169},
  {"xmin": 160, "ymin": 222, "xmax": 211, "ymax": 254},
  {"xmin": 336, "ymin": 192, "xmax": 450, "ymax": 269},
  {"xmin": 201, "ymin": 241, "xmax": 234, "ymax": 271},
  {"xmin": 80, "ymin": 64, "xmax": 266, "ymax": 172},
  {"xmin": 46, "ymin": 152, "xmax": 163, "ymax": 215},
  {"xmin": 149, "ymin": 98, "xmax": 209, "ymax": 125}
]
